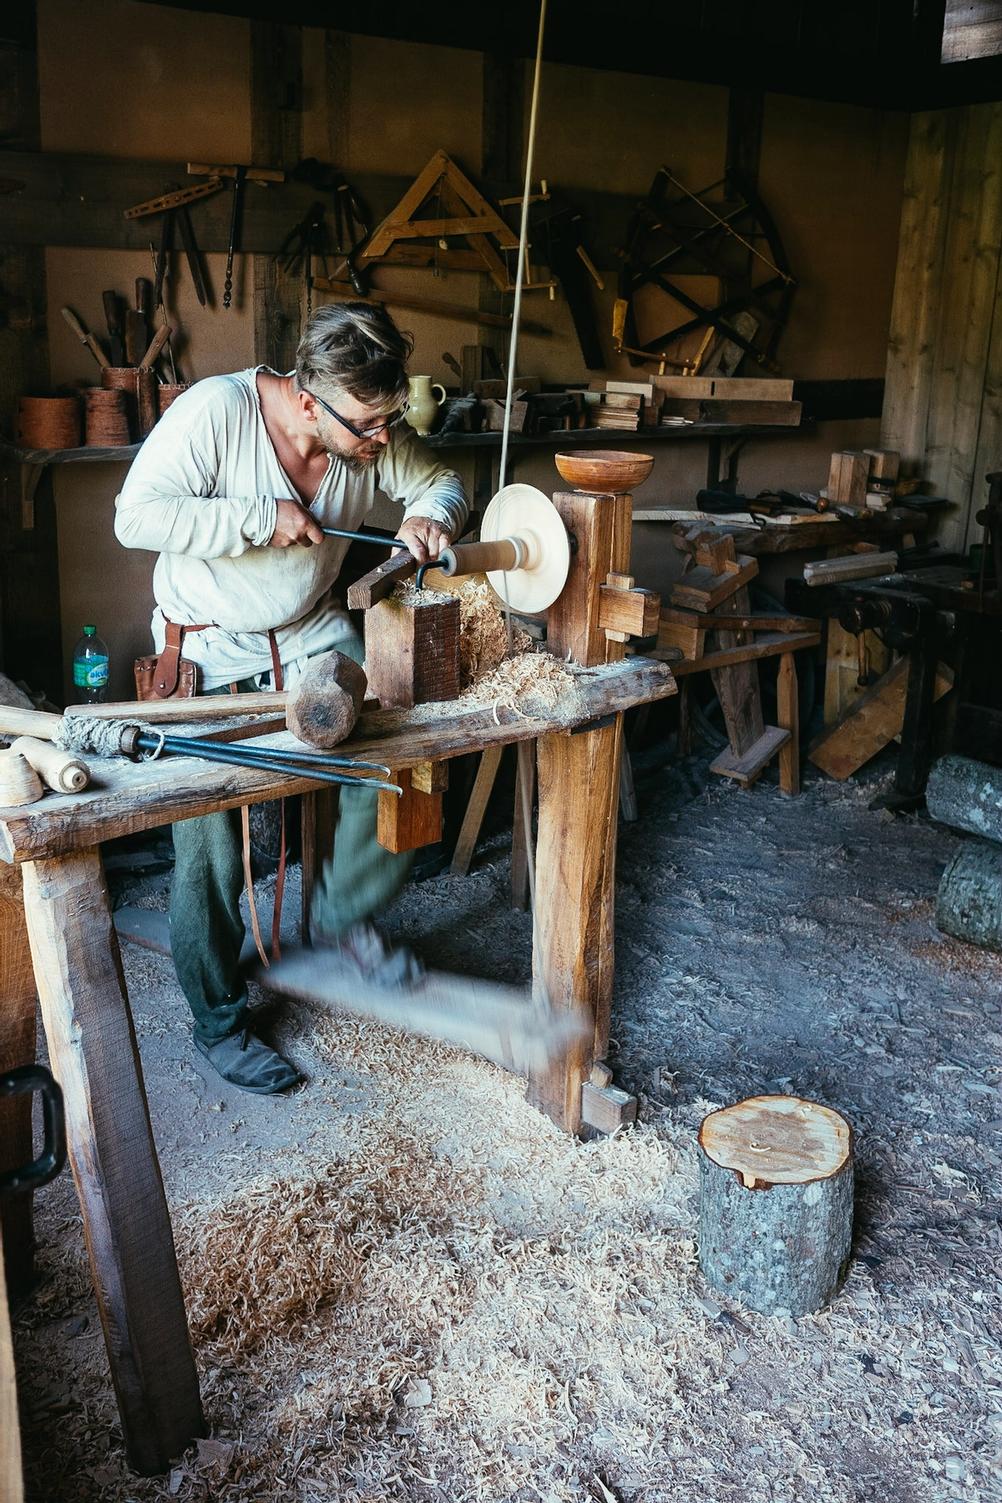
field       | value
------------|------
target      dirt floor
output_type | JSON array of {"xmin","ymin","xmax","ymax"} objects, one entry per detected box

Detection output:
[{"xmin": 10, "ymin": 743, "xmax": 1002, "ymax": 1503}]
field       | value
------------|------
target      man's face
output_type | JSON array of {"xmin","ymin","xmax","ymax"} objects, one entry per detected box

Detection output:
[{"xmin": 308, "ymin": 388, "xmax": 402, "ymax": 471}]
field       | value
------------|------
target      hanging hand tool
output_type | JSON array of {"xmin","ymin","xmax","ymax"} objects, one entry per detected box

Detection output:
[
  {"xmin": 124, "ymin": 179, "xmax": 224, "ymax": 220},
  {"xmin": 102, "ymin": 291, "xmax": 125, "ymax": 365},
  {"xmin": 289, "ymin": 160, "xmax": 370, "ymax": 295},
  {"xmin": 124, "ymin": 291, "xmax": 148, "ymax": 366},
  {"xmin": 223, "ymin": 164, "xmax": 246, "ymax": 310},
  {"xmin": 60, "ymin": 306, "xmax": 108, "ymax": 369},
  {"xmin": 278, "ymin": 200, "xmax": 330, "ymax": 317},
  {"xmin": 154, "ymin": 187, "xmax": 210, "ymax": 308}
]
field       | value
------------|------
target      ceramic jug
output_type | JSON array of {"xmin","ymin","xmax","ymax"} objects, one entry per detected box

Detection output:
[{"xmin": 404, "ymin": 375, "xmax": 447, "ymax": 436}]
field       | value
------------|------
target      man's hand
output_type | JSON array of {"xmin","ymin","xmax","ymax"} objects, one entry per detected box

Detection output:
[
  {"xmin": 395, "ymin": 515, "xmax": 451, "ymax": 565},
  {"xmin": 268, "ymin": 499, "xmax": 325, "ymax": 548}
]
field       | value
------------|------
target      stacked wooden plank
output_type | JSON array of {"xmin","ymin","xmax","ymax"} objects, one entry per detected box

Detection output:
[
  {"xmin": 824, "ymin": 448, "xmax": 900, "ymax": 511},
  {"xmin": 589, "ymin": 379, "xmax": 662, "ymax": 431},
  {"xmin": 654, "ymin": 375, "xmax": 800, "ymax": 427}
]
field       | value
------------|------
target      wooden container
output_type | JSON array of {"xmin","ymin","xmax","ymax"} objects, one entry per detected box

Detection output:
[
  {"xmin": 554, "ymin": 450, "xmax": 654, "ymax": 494},
  {"xmin": 84, "ymin": 388, "xmax": 130, "ymax": 447},
  {"xmin": 101, "ymin": 367, "xmax": 158, "ymax": 439},
  {"xmin": 157, "ymin": 382, "xmax": 190, "ymax": 417},
  {"xmin": 16, "ymin": 395, "xmax": 82, "ymax": 451}
]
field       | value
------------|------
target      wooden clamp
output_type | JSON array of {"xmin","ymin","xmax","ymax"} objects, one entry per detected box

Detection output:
[{"xmin": 597, "ymin": 573, "xmax": 660, "ymax": 644}]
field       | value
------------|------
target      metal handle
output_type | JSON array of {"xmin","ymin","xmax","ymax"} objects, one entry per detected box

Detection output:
[{"xmin": 0, "ymin": 1065, "xmax": 66, "ymax": 1196}]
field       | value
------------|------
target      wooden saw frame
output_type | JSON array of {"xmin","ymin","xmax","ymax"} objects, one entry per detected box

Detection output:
[{"xmin": 351, "ymin": 150, "xmax": 547, "ymax": 292}]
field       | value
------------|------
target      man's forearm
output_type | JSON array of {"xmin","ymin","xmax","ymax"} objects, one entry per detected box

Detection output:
[{"xmin": 114, "ymin": 490, "xmax": 278, "ymax": 558}]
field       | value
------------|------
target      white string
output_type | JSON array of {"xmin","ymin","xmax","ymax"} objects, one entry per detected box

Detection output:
[
  {"xmin": 496, "ymin": 0, "xmax": 548, "ymax": 914},
  {"xmin": 498, "ymin": 0, "xmax": 548, "ymax": 661}
]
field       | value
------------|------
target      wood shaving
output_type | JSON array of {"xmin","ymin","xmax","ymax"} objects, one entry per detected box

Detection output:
[{"xmin": 395, "ymin": 576, "xmax": 532, "ymax": 688}]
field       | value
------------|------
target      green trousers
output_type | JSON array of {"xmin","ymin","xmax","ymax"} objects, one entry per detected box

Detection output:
[{"xmin": 169, "ymin": 636, "xmax": 412, "ymax": 1043}]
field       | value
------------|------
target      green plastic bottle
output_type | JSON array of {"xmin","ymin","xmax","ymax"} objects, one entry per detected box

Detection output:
[{"xmin": 72, "ymin": 624, "xmax": 109, "ymax": 704}]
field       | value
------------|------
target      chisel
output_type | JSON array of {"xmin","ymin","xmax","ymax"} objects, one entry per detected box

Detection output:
[{"xmin": 60, "ymin": 306, "xmax": 109, "ymax": 369}]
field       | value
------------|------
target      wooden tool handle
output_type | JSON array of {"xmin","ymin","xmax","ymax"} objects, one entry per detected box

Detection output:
[
  {"xmin": 140, "ymin": 324, "xmax": 171, "ymax": 369},
  {"xmin": 0, "ymin": 707, "xmax": 63, "ymax": 741},
  {"xmin": 102, "ymin": 290, "xmax": 122, "ymax": 334},
  {"xmin": 439, "ymin": 538, "xmax": 518, "ymax": 577},
  {"xmin": 135, "ymin": 277, "xmax": 152, "ymax": 316},
  {"xmin": 10, "ymin": 737, "xmax": 90, "ymax": 794},
  {"xmin": 60, "ymin": 306, "xmax": 109, "ymax": 369}
]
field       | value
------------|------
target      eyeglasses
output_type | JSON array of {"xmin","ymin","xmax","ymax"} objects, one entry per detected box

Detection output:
[{"xmin": 306, "ymin": 388, "xmax": 409, "ymax": 441}]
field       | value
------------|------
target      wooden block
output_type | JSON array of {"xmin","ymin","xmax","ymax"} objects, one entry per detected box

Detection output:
[
  {"xmin": 828, "ymin": 451, "xmax": 869, "ymax": 506},
  {"xmin": 363, "ymin": 594, "xmax": 461, "ymax": 709},
  {"xmin": 655, "ymin": 375, "xmax": 795, "ymax": 401},
  {"xmin": 411, "ymin": 760, "xmax": 449, "ymax": 795},
  {"xmin": 598, "ymin": 575, "xmax": 661, "ymax": 638},
  {"xmin": 589, "ymin": 1061, "xmax": 614, "ymax": 1088},
  {"xmin": 657, "ymin": 619, "xmax": 706, "ymax": 660},
  {"xmin": 547, "ymin": 491, "xmax": 620, "ymax": 667},
  {"xmin": 377, "ymin": 768, "xmax": 443, "ymax": 853},
  {"xmin": 863, "ymin": 448, "xmax": 900, "ymax": 482},
  {"xmin": 710, "ymin": 725, "xmax": 790, "ymax": 787},
  {"xmin": 809, "ymin": 659, "xmax": 953, "ymax": 781},
  {"xmin": 670, "ymin": 555, "xmax": 758, "ymax": 612},
  {"xmin": 581, "ymin": 1080, "xmax": 638, "ymax": 1135}
]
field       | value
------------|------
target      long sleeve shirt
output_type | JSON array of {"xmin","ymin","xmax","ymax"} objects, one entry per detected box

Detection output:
[{"xmin": 115, "ymin": 366, "xmax": 468, "ymax": 689}]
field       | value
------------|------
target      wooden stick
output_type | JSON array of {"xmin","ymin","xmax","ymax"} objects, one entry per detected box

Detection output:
[{"xmin": 803, "ymin": 551, "xmax": 898, "ymax": 586}]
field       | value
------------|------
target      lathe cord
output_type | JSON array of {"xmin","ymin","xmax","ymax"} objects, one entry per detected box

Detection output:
[{"xmin": 498, "ymin": 0, "xmax": 548, "ymax": 912}]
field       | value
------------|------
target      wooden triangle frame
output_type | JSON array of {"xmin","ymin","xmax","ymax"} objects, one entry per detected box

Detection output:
[{"xmin": 357, "ymin": 150, "xmax": 520, "ymax": 290}]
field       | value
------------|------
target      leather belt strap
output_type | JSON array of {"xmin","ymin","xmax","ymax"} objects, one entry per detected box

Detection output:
[
  {"xmin": 154, "ymin": 618, "xmax": 214, "ymax": 698},
  {"xmin": 233, "ymin": 628, "xmax": 288, "ymax": 970}
]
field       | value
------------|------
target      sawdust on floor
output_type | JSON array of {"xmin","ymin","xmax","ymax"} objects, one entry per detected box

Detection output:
[{"xmin": 12, "ymin": 750, "xmax": 1002, "ymax": 1503}]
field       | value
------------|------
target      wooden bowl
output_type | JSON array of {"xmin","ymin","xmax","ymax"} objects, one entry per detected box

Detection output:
[{"xmin": 554, "ymin": 449, "xmax": 654, "ymax": 494}]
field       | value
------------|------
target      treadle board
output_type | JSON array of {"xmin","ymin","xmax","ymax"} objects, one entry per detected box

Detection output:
[
  {"xmin": 114, "ymin": 903, "xmax": 299, "ymax": 965},
  {"xmin": 261, "ymin": 954, "xmax": 585, "ymax": 1079},
  {"xmin": 709, "ymin": 725, "xmax": 790, "ymax": 786}
]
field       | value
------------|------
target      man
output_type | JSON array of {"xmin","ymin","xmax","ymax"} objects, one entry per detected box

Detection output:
[{"xmin": 115, "ymin": 303, "xmax": 468, "ymax": 1095}]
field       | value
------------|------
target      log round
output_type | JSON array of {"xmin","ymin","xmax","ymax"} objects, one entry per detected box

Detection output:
[
  {"xmin": 936, "ymin": 841, "xmax": 1002, "ymax": 949},
  {"xmin": 286, "ymin": 651, "xmax": 368, "ymax": 749},
  {"xmin": 926, "ymin": 755, "xmax": 1002, "ymax": 841},
  {"xmin": 698, "ymin": 1094, "xmax": 853, "ymax": 1317}
]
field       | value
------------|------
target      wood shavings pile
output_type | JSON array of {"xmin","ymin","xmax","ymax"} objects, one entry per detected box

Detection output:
[{"xmin": 395, "ymin": 576, "xmax": 532, "ymax": 687}]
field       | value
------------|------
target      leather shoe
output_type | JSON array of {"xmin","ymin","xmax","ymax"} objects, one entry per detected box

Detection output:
[{"xmin": 194, "ymin": 1028, "xmax": 302, "ymax": 1094}]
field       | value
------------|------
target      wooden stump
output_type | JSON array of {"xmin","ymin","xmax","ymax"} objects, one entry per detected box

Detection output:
[
  {"xmin": 936, "ymin": 841, "xmax": 1002, "ymax": 949},
  {"xmin": 698, "ymin": 1094, "xmax": 853, "ymax": 1317}
]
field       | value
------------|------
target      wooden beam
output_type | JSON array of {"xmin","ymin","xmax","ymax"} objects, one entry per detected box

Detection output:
[
  {"xmin": 21, "ymin": 850, "xmax": 204, "ymax": 1473},
  {"xmin": 667, "ymin": 629, "xmax": 821, "ymax": 676},
  {"xmin": 0, "ymin": 864, "xmax": 36, "ymax": 1301},
  {"xmin": 529, "ymin": 717, "xmax": 621, "ymax": 1133},
  {"xmin": 251, "ymin": 21, "xmax": 304, "ymax": 369}
]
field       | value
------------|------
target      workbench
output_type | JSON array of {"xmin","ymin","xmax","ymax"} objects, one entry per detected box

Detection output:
[{"xmin": 0, "ymin": 654, "xmax": 674, "ymax": 1475}]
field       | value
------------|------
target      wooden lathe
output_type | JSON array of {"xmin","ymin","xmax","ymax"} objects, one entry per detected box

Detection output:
[{"xmin": 0, "ymin": 451, "xmax": 674, "ymax": 1474}]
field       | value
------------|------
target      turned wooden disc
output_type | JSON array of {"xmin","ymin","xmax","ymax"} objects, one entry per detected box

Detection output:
[
  {"xmin": 481, "ymin": 484, "xmax": 571, "ymax": 614},
  {"xmin": 699, "ymin": 1093, "xmax": 851, "ymax": 1190}
]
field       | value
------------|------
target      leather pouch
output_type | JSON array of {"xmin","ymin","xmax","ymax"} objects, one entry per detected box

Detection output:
[{"xmin": 133, "ymin": 619, "xmax": 204, "ymax": 700}]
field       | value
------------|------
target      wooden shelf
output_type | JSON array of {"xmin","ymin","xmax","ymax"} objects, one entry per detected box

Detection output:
[
  {"xmin": 425, "ymin": 422, "xmax": 806, "ymax": 449},
  {"xmin": 0, "ymin": 440, "xmax": 140, "ymax": 466}
]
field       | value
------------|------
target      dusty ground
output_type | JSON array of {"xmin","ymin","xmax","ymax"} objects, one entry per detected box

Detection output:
[{"xmin": 10, "ymin": 744, "xmax": 1002, "ymax": 1503}]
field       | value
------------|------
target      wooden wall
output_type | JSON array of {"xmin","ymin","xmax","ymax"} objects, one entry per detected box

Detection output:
[
  {"xmin": 881, "ymin": 102, "xmax": 1002, "ymax": 553},
  {"xmin": 6, "ymin": 0, "xmax": 911, "ymax": 699}
]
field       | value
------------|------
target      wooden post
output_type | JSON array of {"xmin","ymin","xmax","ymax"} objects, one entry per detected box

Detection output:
[
  {"xmin": 20, "ymin": 850, "xmax": 204, "ymax": 1475},
  {"xmin": 450, "ymin": 745, "xmax": 503, "ymax": 876},
  {"xmin": 251, "ymin": 22, "xmax": 303, "ymax": 369},
  {"xmin": 529, "ymin": 718, "xmax": 621, "ymax": 1132},
  {"xmin": 0, "ymin": 863, "xmax": 36, "ymax": 1301},
  {"xmin": 776, "ymin": 651, "xmax": 800, "ymax": 796}
]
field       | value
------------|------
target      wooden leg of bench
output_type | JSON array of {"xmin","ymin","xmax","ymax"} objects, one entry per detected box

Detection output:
[
  {"xmin": 512, "ymin": 741, "xmax": 536, "ymax": 911},
  {"xmin": 777, "ymin": 651, "xmax": 800, "ymax": 796},
  {"xmin": 21, "ymin": 850, "xmax": 204, "ymax": 1475},
  {"xmin": 0, "ymin": 864, "xmax": 36, "ymax": 1303},
  {"xmin": 529, "ymin": 717, "xmax": 621, "ymax": 1133},
  {"xmin": 450, "ymin": 745, "xmax": 503, "ymax": 877},
  {"xmin": 301, "ymin": 789, "xmax": 339, "ymax": 944}
]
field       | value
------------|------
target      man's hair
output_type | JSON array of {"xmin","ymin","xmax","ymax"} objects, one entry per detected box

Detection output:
[{"xmin": 294, "ymin": 303, "xmax": 412, "ymax": 410}]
